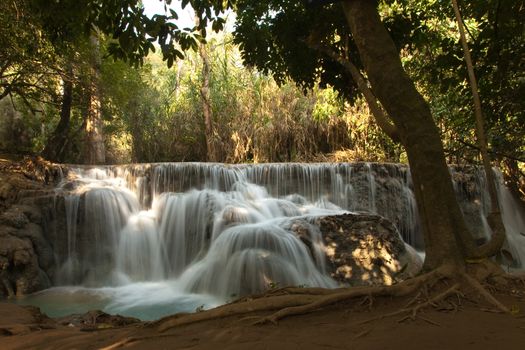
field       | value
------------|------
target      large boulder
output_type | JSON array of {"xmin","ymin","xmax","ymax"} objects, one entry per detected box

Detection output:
[{"xmin": 316, "ymin": 213, "xmax": 422, "ymax": 286}]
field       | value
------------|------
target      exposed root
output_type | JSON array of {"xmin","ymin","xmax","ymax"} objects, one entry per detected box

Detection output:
[
  {"xmin": 252, "ymin": 269, "xmax": 443, "ymax": 325},
  {"xmin": 404, "ymin": 289, "xmax": 423, "ymax": 308},
  {"xmin": 264, "ymin": 286, "xmax": 344, "ymax": 296},
  {"xmin": 153, "ymin": 269, "xmax": 442, "ymax": 333},
  {"xmin": 97, "ymin": 261, "xmax": 523, "ymax": 350},
  {"xmin": 461, "ymin": 273, "xmax": 510, "ymax": 313},
  {"xmin": 357, "ymin": 294, "xmax": 374, "ymax": 311},
  {"xmin": 501, "ymin": 273, "xmax": 525, "ymax": 286},
  {"xmin": 157, "ymin": 294, "xmax": 318, "ymax": 332},
  {"xmin": 358, "ymin": 283, "xmax": 460, "ymax": 325},
  {"xmin": 150, "ymin": 263, "xmax": 515, "ymax": 342},
  {"xmin": 414, "ymin": 315, "xmax": 441, "ymax": 326}
]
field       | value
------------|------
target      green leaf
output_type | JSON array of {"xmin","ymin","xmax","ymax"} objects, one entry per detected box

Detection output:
[
  {"xmin": 174, "ymin": 49, "xmax": 184, "ymax": 60},
  {"xmin": 212, "ymin": 20, "xmax": 224, "ymax": 32},
  {"xmin": 118, "ymin": 32, "xmax": 131, "ymax": 52}
]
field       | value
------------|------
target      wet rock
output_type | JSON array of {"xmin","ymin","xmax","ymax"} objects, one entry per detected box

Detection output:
[
  {"xmin": 0, "ymin": 234, "xmax": 50, "ymax": 297},
  {"xmin": 0, "ymin": 225, "xmax": 17, "ymax": 237},
  {"xmin": 57, "ymin": 310, "xmax": 140, "ymax": 331},
  {"xmin": 10, "ymin": 204, "xmax": 43, "ymax": 224},
  {"xmin": 15, "ymin": 223, "xmax": 54, "ymax": 271},
  {"xmin": 0, "ymin": 207, "xmax": 29, "ymax": 228},
  {"xmin": 0, "ymin": 181, "xmax": 14, "ymax": 203}
]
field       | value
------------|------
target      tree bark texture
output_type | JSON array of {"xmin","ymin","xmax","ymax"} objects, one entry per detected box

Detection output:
[
  {"xmin": 199, "ymin": 42, "xmax": 217, "ymax": 162},
  {"xmin": 342, "ymin": 0, "xmax": 480, "ymax": 269},
  {"xmin": 83, "ymin": 34, "xmax": 106, "ymax": 165},
  {"xmin": 130, "ymin": 108, "xmax": 144, "ymax": 163},
  {"xmin": 42, "ymin": 65, "xmax": 73, "ymax": 162}
]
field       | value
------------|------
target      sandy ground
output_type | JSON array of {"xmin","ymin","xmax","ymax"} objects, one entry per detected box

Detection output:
[{"xmin": 2, "ymin": 289, "xmax": 525, "ymax": 350}]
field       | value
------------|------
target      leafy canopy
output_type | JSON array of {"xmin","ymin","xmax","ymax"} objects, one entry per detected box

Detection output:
[{"xmin": 29, "ymin": 0, "xmax": 232, "ymax": 68}]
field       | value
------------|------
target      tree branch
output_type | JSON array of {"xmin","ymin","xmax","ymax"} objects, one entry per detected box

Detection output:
[
  {"xmin": 456, "ymin": 139, "xmax": 525, "ymax": 163},
  {"xmin": 308, "ymin": 42, "xmax": 401, "ymax": 144}
]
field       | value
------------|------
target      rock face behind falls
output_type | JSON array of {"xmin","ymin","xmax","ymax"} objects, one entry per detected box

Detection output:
[
  {"xmin": 0, "ymin": 161, "xmax": 523, "ymax": 299},
  {"xmin": 0, "ymin": 158, "xmax": 62, "ymax": 297}
]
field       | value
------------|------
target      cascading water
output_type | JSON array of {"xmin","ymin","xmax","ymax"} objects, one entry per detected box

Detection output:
[{"xmin": 16, "ymin": 162, "xmax": 525, "ymax": 320}]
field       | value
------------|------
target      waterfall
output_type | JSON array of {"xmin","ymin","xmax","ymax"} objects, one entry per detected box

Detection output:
[
  {"xmin": 451, "ymin": 166, "xmax": 525, "ymax": 266},
  {"xmin": 30, "ymin": 162, "xmax": 523, "ymax": 320}
]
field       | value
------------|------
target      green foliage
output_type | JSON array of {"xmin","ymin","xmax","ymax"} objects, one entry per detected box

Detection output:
[
  {"xmin": 234, "ymin": 1, "xmax": 357, "ymax": 99},
  {"xmin": 86, "ymin": 31, "xmax": 396, "ymax": 164},
  {"xmin": 398, "ymin": 0, "xmax": 525, "ymax": 164},
  {"xmin": 29, "ymin": 0, "xmax": 231, "ymax": 67},
  {"xmin": 312, "ymin": 88, "xmax": 343, "ymax": 122},
  {"xmin": 0, "ymin": 0, "xmax": 59, "ymax": 104},
  {"xmin": 3, "ymin": 0, "xmax": 522, "ymax": 190}
]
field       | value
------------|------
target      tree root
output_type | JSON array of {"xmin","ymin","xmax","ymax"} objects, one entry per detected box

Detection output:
[
  {"xmin": 357, "ymin": 283, "xmax": 460, "ymax": 325},
  {"xmin": 461, "ymin": 273, "xmax": 510, "ymax": 313},
  {"xmin": 264, "ymin": 286, "xmax": 344, "ymax": 296},
  {"xmin": 98, "ymin": 262, "xmax": 522, "ymax": 350},
  {"xmin": 146, "ymin": 264, "xmax": 515, "ymax": 341},
  {"xmin": 156, "ymin": 294, "xmax": 319, "ymax": 332},
  {"xmin": 501, "ymin": 273, "xmax": 525, "ymax": 286},
  {"xmin": 251, "ymin": 268, "xmax": 444, "ymax": 325}
]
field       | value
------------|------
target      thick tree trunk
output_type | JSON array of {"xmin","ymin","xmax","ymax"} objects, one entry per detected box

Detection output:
[
  {"xmin": 342, "ymin": 0, "xmax": 478, "ymax": 269},
  {"xmin": 83, "ymin": 34, "xmax": 106, "ymax": 165},
  {"xmin": 42, "ymin": 66, "xmax": 73, "ymax": 162}
]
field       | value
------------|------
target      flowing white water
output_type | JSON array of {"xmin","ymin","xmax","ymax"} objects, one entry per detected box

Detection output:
[{"xmin": 16, "ymin": 162, "xmax": 525, "ymax": 320}]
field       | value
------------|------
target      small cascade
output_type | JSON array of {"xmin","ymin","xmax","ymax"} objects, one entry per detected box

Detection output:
[
  {"xmin": 451, "ymin": 166, "xmax": 525, "ymax": 266},
  {"xmin": 497, "ymin": 176, "xmax": 525, "ymax": 267},
  {"xmin": 116, "ymin": 210, "xmax": 165, "ymax": 281},
  {"xmin": 178, "ymin": 219, "xmax": 336, "ymax": 299},
  {"xmin": 42, "ymin": 162, "xmax": 524, "ymax": 320},
  {"xmin": 56, "ymin": 170, "xmax": 141, "ymax": 285}
]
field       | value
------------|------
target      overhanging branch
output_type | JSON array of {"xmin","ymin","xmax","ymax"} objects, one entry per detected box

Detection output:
[{"xmin": 308, "ymin": 42, "xmax": 401, "ymax": 144}]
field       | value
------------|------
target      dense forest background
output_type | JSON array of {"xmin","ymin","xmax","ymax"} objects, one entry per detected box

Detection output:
[{"xmin": 0, "ymin": 0, "xmax": 523, "ymax": 199}]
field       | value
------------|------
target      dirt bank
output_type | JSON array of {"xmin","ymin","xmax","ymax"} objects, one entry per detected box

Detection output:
[{"xmin": 1, "ymin": 285, "xmax": 525, "ymax": 350}]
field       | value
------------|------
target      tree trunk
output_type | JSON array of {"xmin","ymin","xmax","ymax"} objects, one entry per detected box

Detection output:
[
  {"xmin": 342, "ymin": 0, "xmax": 479, "ymax": 269},
  {"xmin": 197, "ymin": 29, "xmax": 217, "ymax": 162},
  {"xmin": 451, "ymin": 0, "xmax": 505, "ymax": 257},
  {"xmin": 83, "ymin": 34, "xmax": 106, "ymax": 165},
  {"xmin": 130, "ymin": 107, "xmax": 144, "ymax": 162},
  {"xmin": 42, "ymin": 65, "xmax": 73, "ymax": 162}
]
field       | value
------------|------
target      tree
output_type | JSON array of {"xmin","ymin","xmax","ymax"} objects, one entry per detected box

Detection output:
[
  {"xmin": 0, "ymin": 0, "xmax": 59, "ymax": 106},
  {"xmin": 82, "ymin": 33, "xmax": 106, "ymax": 165},
  {"xmin": 396, "ymin": 0, "xmax": 524, "ymax": 202},
  {"xmin": 233, "ymin": 0, "xmax": 509, "ymax": 267},
  {"xmin": 141, "ymin": 0, "xmax": 515, "ymax": 328},
  {"xmin": 195, "ymin": 16, "xmax": 218, "ymax": 162},
  {"xmin": 20, "ymin": 0, "xmax": 517, "ymax": 324},
  {"xmin": 41, "ymin": 63, "xmax": 73, "ymax": 162}
]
